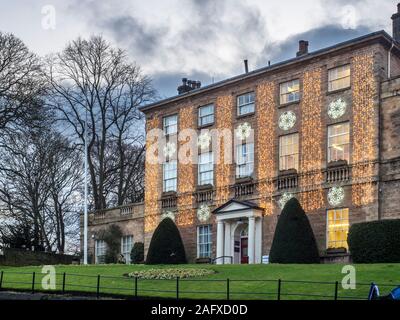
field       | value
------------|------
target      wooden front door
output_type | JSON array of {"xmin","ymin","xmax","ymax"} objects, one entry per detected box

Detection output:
[{"xmin": 240, "ymin": 237, "xmax": 248, "ymax": 264}]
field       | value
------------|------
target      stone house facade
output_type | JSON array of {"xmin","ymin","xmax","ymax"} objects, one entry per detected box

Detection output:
[{"xmin": 82, "ymin": 6, "xmax": 400, "ymax": 264}]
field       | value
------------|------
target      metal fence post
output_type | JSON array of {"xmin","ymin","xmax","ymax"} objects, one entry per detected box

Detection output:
[
  {"xmin": 334, "ymin": 281, "xmax": 339, "ymax": 300},
  {"xmin": 0, "ymin": 271, "xmax": 3, "ymax": 290},
  {"xmin": 277, "ymin": 279, "xmax": 281, "ymax": 300},
  {"xmin": 62, "ymin": 272, "xmax": 66, "ymax": 294},
  {"xmin": 134, "ymin": 276, "xmax": 138, "ymax": 298},
  {"xmin": 227, "ymin": 278, "xmax": 230, "ymax": 300},
  {"xmin": 96, "ymin": 275, "xmax": 101, "ymax": 299},
  {"xmin": 31, "ymin": 272, "xmax": 36, "ymax": 294},
  {"xmin": 176, "ymin": 277, "xmax": 180, "ymax": 300}
]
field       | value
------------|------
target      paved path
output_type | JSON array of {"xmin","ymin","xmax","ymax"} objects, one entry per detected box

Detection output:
[{"xmin": 0, "ymin": 291, "xmax": 117, "ymax": 300}]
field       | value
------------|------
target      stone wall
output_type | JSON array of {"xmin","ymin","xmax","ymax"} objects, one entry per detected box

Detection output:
[
  {"xmin": 380, "ymin": 76, "xmax": 400, "ymax": 220},
  {"xmin": 82, "ymin": 203, "xmax": 144, "ymax": 264},
  {"xmin": 0, "ymin": 247, "xmax": 78, "ymax": 266}
]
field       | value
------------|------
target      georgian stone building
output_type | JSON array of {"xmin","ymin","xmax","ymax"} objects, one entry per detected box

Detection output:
[{"xmin": 83, "ymin": 5, "xmax": 400, "ymax": 264}]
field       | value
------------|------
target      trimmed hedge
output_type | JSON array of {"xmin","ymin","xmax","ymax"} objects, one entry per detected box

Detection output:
[
  {"xmin": 146, "ymin": 218, "xmax": 187, "ymax": 264},
  {"xmin": 269, "ymin": 198, "xmax": 320, "ymax": 264},
  {"xmin": 348, "ymin": 219, "xmax": 400, "ymax": 263},
  {"xmin": 130, "ymin": 242, "xmax": 144, "ymax": 264}
]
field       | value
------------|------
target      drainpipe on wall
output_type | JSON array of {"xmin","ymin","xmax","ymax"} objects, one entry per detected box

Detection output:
[{"xmin": 388, "ymin": 41, "xmax": 395, "ymax": 79}]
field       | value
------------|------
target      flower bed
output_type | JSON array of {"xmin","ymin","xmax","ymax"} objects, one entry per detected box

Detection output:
[{"xmin": 125, "ymin": 268, "xmax": 216, "ymax": 280}]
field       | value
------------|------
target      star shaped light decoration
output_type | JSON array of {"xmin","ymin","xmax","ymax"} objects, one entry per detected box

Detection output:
[
  {"xmin": 327, "ymin": 186, "xmax": 345, "ymax": 207},
  {"xmin": 161, "ymin": 210, "xmax": 176, "ymax": 221},
  {"xmin": 235, "ymin": 122, "xmax": 252, "ymax": 140},
  {"xmin": 278, "ymin": 111, "xmax": 296, "ymax": 131},
  {"xmin": 163, "ymin": 142, "xmax": 176, "ymax": 158},
  {"xmin": 278, "ymin": 192, "xmax": 294, "ymax": 209},
  {"xmin": 328, "ymin": 98, "xmax": 347, "ymax": 119},
  {"xmin": 197, "ymin": 131, "xmax": 211, "ymax": 150},
  {"xmin": 197, "ymin": 204, "xmax": 211, "ymax": 222}
]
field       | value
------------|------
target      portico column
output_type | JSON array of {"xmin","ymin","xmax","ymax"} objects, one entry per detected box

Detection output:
[
  {"xmin": 224, "ymin": 222, "xmax": 231, "ymax": 264},
  {"xmin": 248, "ymin": 216, "xmax": 255, "ymax": 264},
  {"xmin": 216, "ymin": 221, "xmax": 225, "ymax": 264}
]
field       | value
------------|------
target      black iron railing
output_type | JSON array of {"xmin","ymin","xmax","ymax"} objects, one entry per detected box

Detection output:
[{"xmin": 0, "ymin": 270, "xmax": 397, "ymax": 300}]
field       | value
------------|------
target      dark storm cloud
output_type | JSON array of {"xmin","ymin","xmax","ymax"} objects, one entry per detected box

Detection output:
[
  {"xmin": 181, "ymin": 0, "xmax": 267, "ymax": 58},
  {"xmin": 97, "ymin": 15, "xmax": 167, "ymax": 57},
  {"xmin": 256, "ymin": 24, "xmax": 375, "ymax": 68}
]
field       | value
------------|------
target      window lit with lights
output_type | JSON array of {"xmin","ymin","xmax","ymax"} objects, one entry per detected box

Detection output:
[
  {"xmin": 328, "ymin": 65, "xmax": 350, "ymax": 92},
  {"xmin": 328, "ymin": 122, "xmax": 350, "ymax": 163},
  {"xmin": 280, "ymin": 79, "xmax": 300, "ymax": 104},
  {"xmin": 163, "ymin": 114, "xmax": 178, "ymax": 135},
  {"xmin": 163, "ymin": 160, "xmax": 177, "ymax": 192},
  {"xmin": 237, "ymin": 92, "xmax": 255, "ymax": 115},
  {"xmin": 198, "ymin": 104, "xmax": 214, "ymax": 126},
  {"xmin": 121, "ymin": 235, "xmax": 133, "ymax": 264},
  {"xmin": 95, "ymin": 239, "xmax": 106, "ymax": 264},
  {"xmin": 197, "ymin": 225, "xmax": 212, "ymax": 258},
  {"xmin": 198, "ymin": 151, "xmax": 214, "ymax": 185},
  {"xmin": 279, "ymin": 133, "xmax": 299, "ymax": 171},
  {"xmin": 327, "ymin": 208, "xmax": 349, "ymax": 249},
  {"xmin": 236, "ymin": 143, "xmax": 254, "ymax": 178}
]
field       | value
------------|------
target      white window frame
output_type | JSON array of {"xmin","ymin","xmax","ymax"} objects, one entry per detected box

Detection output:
[
  {"xmin": 327, "ymin": 122, "xmax": 350, "ymax": 163},
  {"xmin": 95, "ymin": 239, "xmax": 106, "ymax": 264},
  {"xmin": 326, "ymin": 208, "xmax": 349, "ymax": 249},
  {"xmin": 237, "ymin": 92, "xmax": 255, "ymax": 116},
  {"xmin": 163, "ymin": 160, "xmax": 177, "ymax": 192},
  {"xmin": 279, "ymin": 133, "xmax": 299, "ymax": 171},
  {"xmin": 197, "ymin": 225, "xmax": 212, "ymax": 258},
  {"xmin": 236, "ymin": 143, "xmax": 254, "ymax": 178},
  {"xmin": 163, "ymin": 114, "xmax": 178, "ymax": 136},
  {"xmin": 121, "ymin": 235, "xmax": 133, "ymax": 264},
  {"xmin": 280, "ymin": 79, "xmax": 300, "ymax": 105},
  {"xmin": 198, "ymin": 104, "xmax": 214, "ymax": 127},
  {"xmin": 198, "ymin": 151, "xmax": 214, "ymax": 186},
  {"xmin": 328, "ymin": 65, "xmax": 351, "ymax": 92}
]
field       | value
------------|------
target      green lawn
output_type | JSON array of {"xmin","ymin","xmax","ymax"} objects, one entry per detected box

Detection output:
[{"xmin": 0, "ymin": 264, "xmax": 399, "ymax": 300}]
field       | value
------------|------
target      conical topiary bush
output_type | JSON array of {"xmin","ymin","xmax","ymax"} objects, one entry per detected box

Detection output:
[
  {"xmin": 146, "ymin": 218, "xmax": 187, "ymax": 264},
  {"xmin": 269, "ymin": 197, "xmax": 320, "ymax": 263}
]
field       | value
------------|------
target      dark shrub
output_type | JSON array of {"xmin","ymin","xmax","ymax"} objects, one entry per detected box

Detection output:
[
  {"xmin": 131, "ymin": 242, "xmax": 144, "ymax": 263},
  {"xmin": 348, "ymin": 219, "xmax": 400, "ymax": 263},
  {"xmin": 146, "ymin": 218, "xmax": 186, "ymax": 264},
  {"xmin": 269, "ymin": 198, "xmax": 320, "ymax": 263},
  {"xmin": 99, "ymin": 225, "xmax": 122, "ymax": 264}
]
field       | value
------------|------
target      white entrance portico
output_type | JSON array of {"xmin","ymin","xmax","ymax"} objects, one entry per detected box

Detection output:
[{"xmin": 213, "ymin": 199, "xmax": 263, "ymax": 264}]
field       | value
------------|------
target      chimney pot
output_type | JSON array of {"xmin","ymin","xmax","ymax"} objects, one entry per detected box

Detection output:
[
  {"xmin": 297, "ymin": 40, "xmax": 309, "ymax": 57},
  {"xmin": 244, "ymin": 59, "xmax": 249, "ymax": 73}
]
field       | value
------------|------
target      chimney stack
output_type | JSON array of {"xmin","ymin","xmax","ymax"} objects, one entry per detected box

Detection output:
[
  {"xmin": 177, "ymin": 78, "xmax": 202, "ymax": 94},
  {"xmin": 244, "ymin": 59, "xmax": 249, "ymax": 73},
  {"xmin": 392, "ymin": 3, "xmax": 400, "ymax": 42},
  {"xmin": 296, "ymin": 40, "xmax": 309, "ymax": 57}
]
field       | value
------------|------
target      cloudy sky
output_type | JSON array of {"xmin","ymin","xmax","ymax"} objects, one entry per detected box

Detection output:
[{"xmin": 0, "ymin": 0, "xmax": 397, "ymax": 98}]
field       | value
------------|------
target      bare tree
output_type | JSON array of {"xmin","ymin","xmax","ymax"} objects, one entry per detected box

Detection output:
[
  {"xmin": 0, "ymin": 32, "xmax": 44, "ymax": 131},
  {"xmin": 45, "ymin": 36, "xmax": 155, "ymax": 210},
  {"xmin": 0, "ymin": 126, "xmax": 81, "ymax": 252}
]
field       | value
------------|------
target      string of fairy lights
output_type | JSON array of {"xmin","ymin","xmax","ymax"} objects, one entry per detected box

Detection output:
[
  {"xmin": 256, "ymin": 81, "xmax": 276, "ymax": 215},
  {"xmin": 176, "ymin": 106, "xmax": 196, "ymax": 226},
  {"xmin": 144, "ymin": 115, "xmax": 161, "ymax": 232},
  {"xmin": 299, "ymin": 68, "xmax": 325, "ymax": 212},
  {"xmin": 143, "ymin": 53, "xmax": 379, "ymax": 231},
  {"xmin": 351, "ymin": 54, "xmax": 376, "ymax": 206},
  {"xmin": 215, "ymin": 95, "xmax": 233, "ymax": 206}
]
